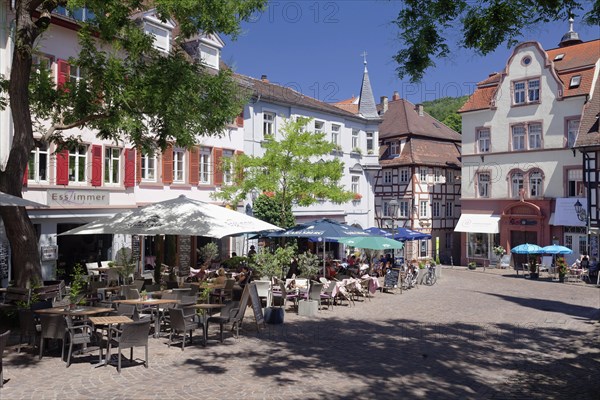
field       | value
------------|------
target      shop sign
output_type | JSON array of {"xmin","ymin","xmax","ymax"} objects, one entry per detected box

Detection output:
[
  {"xmin": 48, "ymin": 190, "xmax": 110, "ymax": 206},
  {"xmin": 41, "ymin": 245, "xmax": 58, "ymax": 261},
  {"xmin": 509, "ymin": 218, "xmax": 537, "ymax": 226}
]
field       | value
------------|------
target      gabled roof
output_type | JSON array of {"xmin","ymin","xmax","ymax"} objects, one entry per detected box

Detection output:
[
  {"xmin": 460, "ymin": 39, "xmax": 600, "ymax": 113},
  {"xmin": 379, "ymin": 98, "xmax": 462, "ymax": 141},
  {"xmin": 380, "ymin": 138, "xmax": 461, "ymax": 167},
  {"xmin": 335, "ymin": 96, "xmax": 359, "ymax": 114},
  {"xmin": 574, "ymin": 82, "xmax": 600, "ymax": 148},
  {"xmin": 234, "ymin": 75, "xmax": 373, "ymax": 122}
]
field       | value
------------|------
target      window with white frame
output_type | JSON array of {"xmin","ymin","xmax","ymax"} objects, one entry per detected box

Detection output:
[
  {"xmin": 529, "ymin": 170, "xmax": 543, "ymax": 197},
  {"xmin": 477, "ymin": 128, "xmax": 490, "ymax": 153},
  {"xmin": 419, "ymin": 200, "xmax": 428, "ymax": 218},
  {"xmin": 399, "ymin": 201, "xmax": 409, "ymax": 218},
  {"xmin": 512, "ymin": 125, "xmax": 526, "ymax": 150},
  {"xmin": 331, "ymin": 124, "xmax": 340, "ymax": 147},
  {"xmin": 55, "ymin": 6, "xmax": 95, "ymax": 22},
  {"xmin": 383, "ymin": 170, "xmax": 392, "ymax": 184},
  {"xmin": 351, "ymin": 175, "xmax": 360, "ymax": 193},
  {"xmin": 199, "ymin": 147, "xmax": 211, "ymax": 184},
  {"xmin": 366, "ymin": 132, "xmax": 374, "ymax": 152},
  {"xmin": 222, "ymin": 150, "xmax": 234, "ymax": 184},
  {"xmin": 28, "ymin": 142, "xmax": 49, "ymax": 183},
  {"xmin": 420, "ymin": 240, "xmax": 428, "ymax": 258},
  {"xmin": 199, "ymin": 44, "xmax": 219, "ymax": 69},
  {"xmin": 352, "ymin": 129, "xmax": 359, "ymax": 149},
  {"xmin": 141, "ymin": 153, "xmax": 156, "ymax": 181},
  {"xmin": 104, "ymin": 147, "xmax": 120, "ymax": 184},
  {"xmin": 69, "ymin": 65, "xmax": 85, "ymax": 85},
  {"xmin": 445, "ymin": 201, "xmax": 453, "ymax": 217},
  {"xmin": 68, "ymin": 145, "xmax": 87, "ymax": 183},
  {"xmin": 419, "ymin": 168, "xmax": 427, "ymax": 182},
  {"xmin": 528, "ymin": 123, "xmax": 542, "ymax": 149},
  {"xmin": 32, "ymin": 53, "xmax": 53, "ymax": 75},
  {"xmin": 446, "ymin": 169, "xmax": 454, "ymax": 183},
  {"xmin": 382, "ymin": 201, "xmax": 391, "ymax": 217},
  {"xmin": 173, "ymin": 149, "xmax": 185, "ymax": 183},
  {"xmin": 434, "ymin": 168, "xmax": 441, "ymax": 182},
  {"xmin": 400, "ymin": 168, "xmax": 409, "ymax": 183},
  {"xmin": 567, "ymin": 119, "xmax": 580, "ymax": 148},
  {"xmin": 314, "ymin": 120, "xmax": 324, "ymax": 134},
  {"xmin": 477, "ymin": 172, "xmax": 490, "ymax": 198},
  {"xmin": 567, "ymin": 169, "xmax": 584, "ymax": 197},
  {"xmin": 389, "ymin": 141, "xmax": 399, "ymax": 155},
  {"xmin": 144, "ymin": 22, "xmax": 170, "ymax": 53},
  {"xmin": 263, "ymin": 112, "xmax": 275, "ymax": 136},
  {"xmin": 432, "ymin": 202, "xmax": 440, "ymax": 217},
  {"xmin": 513, "ymin": 78, "xmax": 540, "ymax": 105},
  {"xmin": 510, "ymin": 171, "xmax": 524, "ymax": 198}
]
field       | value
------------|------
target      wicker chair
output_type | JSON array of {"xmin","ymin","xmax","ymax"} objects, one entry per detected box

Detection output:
[
  {"xmin": 0, "ymin": 330, "xmax": 10, "ymax": 388},
  {"xmin": 206, "ymin": 301, "xmax": 243, "ymax": 342},
  {"xmin": 107, "ymin": 319, "xmax": 151, "ymax": 373},
  {"xmin": 168, "ymin": 307, "xmax": 203, "ymax": 351},
  {"xmin": 17, "ymin": 309, "xmax": 40, "ymax": 352},
  {"xmin": 65, "ymin": 316, "xmax": 102, "ymax": 367},
  {"xmin": 39, "ymin": 314, "xmax": 66, "ymax": 361}
]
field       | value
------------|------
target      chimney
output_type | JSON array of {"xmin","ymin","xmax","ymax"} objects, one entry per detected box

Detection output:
[
  {"xmin": 392, "ymin": 91, "xmax": 400, "ymax": 101},
  {"xmin": 380, "ymin": 96, "xmax": 388, "ymax": 114},
  {"xmin": 261, "ymin": 74, "xmax": 269, "ymax": 82},
  {"xmin": 416, "ymin": 103, "xmax": 424, "ymax": 116}
]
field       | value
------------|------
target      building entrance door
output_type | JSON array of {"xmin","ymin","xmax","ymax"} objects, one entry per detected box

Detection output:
[{"xmin": 510, "ymin": 230, "xmax": 538, "ymax": 267}]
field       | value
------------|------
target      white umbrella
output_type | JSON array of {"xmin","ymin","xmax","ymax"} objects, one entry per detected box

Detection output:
[
  {"xmin": 59, "ymin": 195, "xmax": 282, "ymax": 238},
  {"xmin": 0, "ymin": 191, "xmax": 48, "ymax": 208}
]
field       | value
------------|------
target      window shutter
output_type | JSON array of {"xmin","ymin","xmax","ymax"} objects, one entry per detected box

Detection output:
[
  {"xmin": 124, "ymin": 148, "xmax": 136, "ymax": 188},
  {"xmin": 236, "ymin": 110, "xmax": 244, "ymax": 127},
  {"xmin": 91, "ymin": 145, "xmax": 102, "ymax": 186},
  {"xmin": 189, "ymin": 146, "xmax": 199, "ymax": 185},
  {"xmin": 213, "ymin": 147, "xmax": 223, "ymax": 186},
  {"xmin": 136, "ymin": 150, "xmax": 142, "ymax": 184},
  {"xmin": 162, "ymin": 146, "xmax": 174, "ymax": 184},
  {"xmin": 57, "ymin": 59, "xmax": 70, "ymax": 90},
  {"xmin": 22, "ymin": 164, "xmax": 28, "ymax": 187},
  {"xmin": 56, "ymin": 149, "xmax": 69, "ymax": 185},
  {"xmin": 234, "ymin": 150, "xmax": 244, "ymax": 182}
]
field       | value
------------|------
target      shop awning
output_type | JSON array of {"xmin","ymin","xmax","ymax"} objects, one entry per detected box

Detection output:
[{"xmin": 454, "ymin": 214, "xmax": 500, "ymax": 234}]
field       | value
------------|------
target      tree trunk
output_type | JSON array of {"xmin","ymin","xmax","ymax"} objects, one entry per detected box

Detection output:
[{"xmin": 0, "ymin": 1, "xmax": 43, "ymax": 287}]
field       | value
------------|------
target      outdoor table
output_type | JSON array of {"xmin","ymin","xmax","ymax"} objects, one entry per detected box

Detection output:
[
  {"xmin": 113, "ymin": 298, "xmax": 178, "ymax": 338},
  {"xmin": 191, "ymin": 303, "xmax": 226, "ymax": 345},
  {"xmin": 88, "ymin": 315, "xmax": 134, "ymax": 367},
  {"xmin": 35, "ymin": 306, "xmax": 114, "ymax": 316}
]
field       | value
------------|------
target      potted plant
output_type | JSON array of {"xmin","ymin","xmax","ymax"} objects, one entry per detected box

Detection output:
[
  {"xmin": 468, "ymin": 262, "xmax": 477, "ymax": 270},
  {"xmin": 493, "ymin": 245, "xmax": 505, "ymax": 266},
  {"xmin": 140, "ymin": 289, "xmax": 148, "ymax": 301},
  {"xmin": 115, "ymin": 247, "xmax": 136, "ymax": 285},
  {"xmin": 556, "ymin": 257, "xmax": 568, "ymax": 282},
  {"xmin": 297, "ymin": 251, "xmax": 320, "ymax": 281},
  {"xmin": 528, "ymin": 255, "xmax": 539, "ymax": 279},
  {"xmin": 352, "ymin": 193, "xmax": 363, "ymax": 201},
  {"xmin": 68, "ymin": 263, "xmax": 87, "ymax": 309}
]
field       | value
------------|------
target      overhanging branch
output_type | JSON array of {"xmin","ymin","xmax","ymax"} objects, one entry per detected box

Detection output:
[{"xmin": 43, "ymin": 112, "xmax": 110, "ymax": 141}]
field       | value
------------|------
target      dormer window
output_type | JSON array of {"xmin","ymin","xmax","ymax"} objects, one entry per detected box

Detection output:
[
  {"xmin": 569, "ymin": 75, "xmax": 581, "ymax": 88},
  {"xmin": 554, "ymin": 53, "xmax": 565, "ymax": 61},
  {"xmin": 199, "ymin": 44, "xmax": 219, "ymax": 69},
  {"xmin": 144, "ymin": 22, "xmax": 170, "ymax": 53}
]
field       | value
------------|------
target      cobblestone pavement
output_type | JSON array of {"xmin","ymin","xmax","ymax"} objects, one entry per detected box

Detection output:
[{"xmin": 1, "ymin": 268, "xmax": 599, "ymax": 399}]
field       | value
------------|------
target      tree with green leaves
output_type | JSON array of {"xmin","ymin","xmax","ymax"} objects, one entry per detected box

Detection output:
[
  {"xmin": 212, "ymin": 117, "xmax": 355, "ymax": 228},
  {"xmin": 252, "ymin": 192, "xmax": 295, "ymax": 229},
  {"xmin": 0, "ymin": 1, "xmax": 266, "ymax": 288},
  {"xmin": 393, "ymin": 0, "xmax": 599, "ymax": 81},
  {"xmin": 423, "ymin": 95, "xmax": 469, "ymax": 133}
]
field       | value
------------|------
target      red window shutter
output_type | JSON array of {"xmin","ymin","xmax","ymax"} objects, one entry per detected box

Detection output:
[
  {"xmin": 90, "ymin": 145, "xmax": 102, "ymax": 186},
  {"xmin": 162, "ymin": 146, "xmax": 174, "ymax": 184},
  {"xmin": 124, "ymin": 148, "xmax": 136, "ymax": 188},
  {"xmin": 57, "ymin": 59, "xmax": 70, "ymax": 90},
  {"xmin": 56, "ymin": 149, "xmax": 69, "ymax": 185},
  {"xmin": 22, "ymin": 164, "xmax": 29, "ymax": 187},
  {"xmin": 213, "ymin": 148, "xmax": 223, "ymax": 186},
  {"xmin": 136, "ymin": 150, "xmax": 142, "ymax": 184},
  {"xmin": 236, "ymin": 110, "xmax": 244, "ymax": 127},
  {"xmin": 189, "ymin": 146, "xmax": 199, "ymax": 185}
]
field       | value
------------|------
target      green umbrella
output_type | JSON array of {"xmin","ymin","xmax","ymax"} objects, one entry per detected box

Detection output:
[{"xmin": 339, "ymin": 236, "xmax": 404, "ymax": 250}]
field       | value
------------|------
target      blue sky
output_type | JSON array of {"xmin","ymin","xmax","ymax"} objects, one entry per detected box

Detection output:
[{"xmin": 223, "ymin": 0, "xmax": 599, "ymax": 105}]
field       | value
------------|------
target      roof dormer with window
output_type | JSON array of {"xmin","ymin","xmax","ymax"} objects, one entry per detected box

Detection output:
[{"xmin": 142, "ymin": 13, "xmax": 175, "ymax": 54}]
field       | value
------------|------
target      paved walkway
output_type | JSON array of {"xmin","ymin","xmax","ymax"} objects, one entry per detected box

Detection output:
[{"xmin": 1, "ymin": 268, "xmax": 599, "ymax": 399}]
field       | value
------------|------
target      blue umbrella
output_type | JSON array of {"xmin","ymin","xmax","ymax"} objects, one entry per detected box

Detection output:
[
  {"xmin": 511, "ymin": 243, "xmax": 543, "ymax": 254},
  {"xmin": 364, "ymin": 227, "xmax": 393, "ymax": 237},
  {"xmin": 541, "ymin": 245, "xmax": 573, "ymax": 255},
  {"xmin": 279, "ymin": 219, "xmax": 370, "ymax": 239},
  {"xmin": 394, "ymin": 227, "xmax": 432, "ymax": 241}
]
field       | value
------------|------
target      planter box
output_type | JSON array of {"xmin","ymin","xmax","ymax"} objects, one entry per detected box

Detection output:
[{"xmin": 298, "ymin": 300, "xmax": 318, "ymax": 317}]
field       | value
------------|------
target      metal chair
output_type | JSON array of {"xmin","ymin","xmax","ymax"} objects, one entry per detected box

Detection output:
[
  {"xmin": 107, "ymin": 319, "xmax": 151, "ymax": 373},
  {"xmin": 0, "ymin": 330, "xmax": 10, "ymax": 388},
  {"xmin": 167, "ymin": 307, "xmax": 203, "ymax": 351}
]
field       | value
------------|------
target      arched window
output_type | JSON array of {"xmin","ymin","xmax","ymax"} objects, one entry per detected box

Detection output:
[
  {"xmin": 510, "ymin": 171, "xmax": 524, "ymax": 198},
  {"xmin": 529, "ymin": 170, "xmax": 544, "ymax": 197}
]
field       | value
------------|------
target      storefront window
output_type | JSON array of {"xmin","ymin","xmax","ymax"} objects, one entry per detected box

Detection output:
[{"xmin": 467, "ymin": 233, "xmax": 489, "ymax": 258}]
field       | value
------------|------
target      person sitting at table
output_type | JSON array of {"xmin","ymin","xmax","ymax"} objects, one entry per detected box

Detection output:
[
  {"xmin": 580, "ymin": 255, "xmax": 590, "ymax": 269},
  {"xmin": 237, "ymin": 265, "xmax": 252, "ymax": 287},
  {"xmin": 247, "ymin": 245, "xmax": 257, "ymax": 258},
  {"xmin": 286, "ymin": 258, "xmax": 300, "ymax": 279},
  {"xmin": 214, "ymin": 267, "xmax": 227, "ymax": 285},
  {"xmin": 326, "ymin": 261, "xmax": 337, "ymax": 279}
]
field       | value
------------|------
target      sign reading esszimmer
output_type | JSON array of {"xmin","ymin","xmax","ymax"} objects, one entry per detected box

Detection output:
[{"xmin": 48, "ymin": 190, "xmax": 110, "ymax": 206}]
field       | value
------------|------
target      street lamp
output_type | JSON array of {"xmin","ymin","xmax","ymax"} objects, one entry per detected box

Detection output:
[
  {"xmin": 388, "ymin": 199, "xmax": 399, "ymax": 262},
  {"xmin": 574, "ymin": 199, "xmax": 587, "ymax": 222}
]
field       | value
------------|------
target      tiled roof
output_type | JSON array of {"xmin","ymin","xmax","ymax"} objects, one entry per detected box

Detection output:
[
  {"xmin": 574, "ymin": 82, "xmax": 600, "ymax": 148},
  {"xmin": 380, "ymin": 138, "xmax": 461, "ymax": 167},
  {"xmin": 379, "ymin": 98, "xmax": 462, "ymax": 141},
  {"xmin": 334, "ymin": 103, "xmax": 359, "ymax": 114},
  {"xmin": 234, "ymin": 74, "xmax": 369, "ymax": 121},
  {"xmin": 460, "ymin": 39, "xmax": 600, "ymax": 113}
]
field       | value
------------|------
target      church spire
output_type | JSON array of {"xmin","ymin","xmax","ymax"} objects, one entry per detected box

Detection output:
[{"xmin": 358, "ymin": 52, "xmax": 378, "ymax": 119}]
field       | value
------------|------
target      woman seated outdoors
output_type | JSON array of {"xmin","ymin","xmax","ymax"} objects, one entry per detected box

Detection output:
[
  {"xmin": 214, "ymin": 267, "xmax": 227, "ymax": 285},
  {"xmin": 237, "ymin": 265, "xmax": 252, "ymax": 287},
  {"xmin": 326, "ymin": 260, "xmax": 337, "ymax": 279}
]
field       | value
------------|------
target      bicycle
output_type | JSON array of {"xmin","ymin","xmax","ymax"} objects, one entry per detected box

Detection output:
[{"xmin": 424, "ymin": 265, "xmax": 437, "ymax": 286}]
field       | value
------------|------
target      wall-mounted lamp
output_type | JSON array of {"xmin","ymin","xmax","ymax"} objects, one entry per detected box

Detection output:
[
  {"xmin": 574, "ymin": 199, "xmax": 587, "ymax": 222},
  {"xmin": 480, "ymin": 155, "xmax": 485, "ymax": 162}
]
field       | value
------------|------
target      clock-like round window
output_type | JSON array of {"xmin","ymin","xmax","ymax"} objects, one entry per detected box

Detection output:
[{"xmin": 522, "ymin": 56, "xmax": 532, "ymax": 66}]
